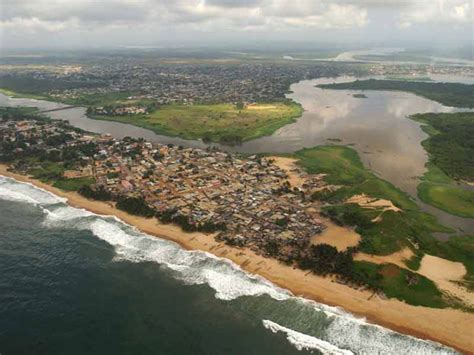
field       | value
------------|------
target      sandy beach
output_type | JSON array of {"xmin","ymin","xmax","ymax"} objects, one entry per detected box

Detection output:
[{"xmin": 1, "ymin": 164, "xmax": 473, "ymax": 353}]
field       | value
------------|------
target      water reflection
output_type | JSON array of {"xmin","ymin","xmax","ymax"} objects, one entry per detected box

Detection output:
[{"xmin": 1, "ymin": 75, "xmax": 472, "ymax": 232}]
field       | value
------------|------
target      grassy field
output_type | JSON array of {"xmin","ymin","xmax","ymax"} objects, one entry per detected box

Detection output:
[
  {"xmin": 27, "ymin": 161, "xmax": 64, "ymax": 181},
  {"xmin": 52, "ymin": 177, "xmax": 95, "ymax": 191},
  {"xmin": 318, "ymin": 79, "xmax": 474, "ymax": 108},
  {"xmin": 418, "ymin": 183, "xmax": 474, "ymax": 218},
  {"xmin": 410, "ymin": 112, "xmax": 474, "ymax": 218},
  {"xmin": 63, "ymin": 91, "xmax": 148, "ymax": 107},
  {"xmin": 0, "ymin": 88, "xmax": 49, "ymax": 101},
  {"xmin": 294, "ymin": 146, "xmax": 418, "ymax": 210},
  {"xmin": 1, "ymin": 87, "xmax": 303, "ymax": 144},
  {"xmin": 90, "ymin": 101, "xmax": 303, "ymax": 143}
]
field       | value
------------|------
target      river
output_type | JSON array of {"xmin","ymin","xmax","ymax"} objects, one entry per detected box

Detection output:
[{"xmin": 1, "ymin": 75, "xmax": 473, "ymax": 233}]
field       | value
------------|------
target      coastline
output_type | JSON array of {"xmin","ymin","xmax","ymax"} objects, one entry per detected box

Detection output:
[{"xmin": 1, "ymin": 164, "xmax": 473, "ymax": 353}]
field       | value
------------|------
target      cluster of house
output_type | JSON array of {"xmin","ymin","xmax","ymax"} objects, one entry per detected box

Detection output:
[
  {"xmin": 1, "ymin": 117, "xmax": 328, "ymax": 260},
  {"xmin": 0, "ymin": 118, "xmax": 79, "ymax": 156},
  {"xmin": 3, "ymin": 60, "xmax": 345, "ymax": 106},
  {"xmin": 90, "ymin": 105, "xmax": 149, "ymax": 116},
  {"xmin": 93, "ymin": 138, "xmax": 327, "ymax": 256}
]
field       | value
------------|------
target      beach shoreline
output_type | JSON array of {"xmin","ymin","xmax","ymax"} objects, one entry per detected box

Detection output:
[{"xmin": 1, "ymin": 164, "xmax": 472, "ymax": 353}]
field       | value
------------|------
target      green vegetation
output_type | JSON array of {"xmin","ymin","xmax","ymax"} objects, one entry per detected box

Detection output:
[
  {"xmin": 405, "ymin": 253, "xmax": 424, "ymax": 271},
  {"xmin": 52, "ymin": 177, "xmax": 95, "ymax": 191},
  {"xmin": 295, "ymin": 146, "xmax": 450, "ymax": 255},
  {"xmin": 293, "ymin": 145, "xmax": 474, "ymax": 303},
  {"xmin": 89, "ymin": 101, "xmax": 303, "ymax": 143},
  {"xmin": 318, "ymin": 79, "xmax": 474, "ymax": 108},
  {"xmin": 0, "ymin": 84, "xmax": 144, "ymax": 108},
  {"xmin": 352, "ymin": 93, "xmax": 367, "ymax": 98},
  {"xmin": 116, "ymin": 196, "xmax": 156, "ymax": 218},
  {"xmin": 418, "ymin": 183, "xmax": 474, "ymax": 218},
  {"xmin": 0, "ymin": 106, "xmax": 49, "ymax": 122},
  {"xmin": 412, "ymin": 112, "xmax": 474, "ymax": 181},
  {"xmin": 384, "ymin": 75, "xmax": 433, "ymax": 82},
  {"xmin": 297, "ymin": 244, "xmax": 353, "ymax": 278},
  {"xmin": 0, "ymin": 88, "xmax": 49, "ymax": 101},
  {"xmin": 427, "ymin": 235, "xmax": 474, "ymax": 290},
  {"xmin": 354, "ymin": 262, "xmax": 447, "ymax": 308},
  {"xmin": 411, "ymin": 112, "xmax": 474, "ymax": 218},
  {"xmin": 26, "ymin": 161, "xmax": 64, "ymax": 181},
  {"xmin": 296, "ymin": 146, "xmax": 417, "ymax": 210},
  {"xmin": 78, "ymin": 185, "xmax": 112, "ymax": 201},
  {"xmin": 0, "ymin": 75, "xmax": 102, "ymax": 99},
  {"xmin": 322, "ymin": 203, "xmax": 374, "ymax": 229},
  {"xmin": 158, "ymin": 208, "xmax": 226, "ymax": 233},
  {"xmin": 67, "ymin": 91, "xmax": 149, "ymax": 107}
]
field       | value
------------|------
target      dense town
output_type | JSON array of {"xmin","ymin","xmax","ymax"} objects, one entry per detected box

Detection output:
[
  {"xmin": 0, "ymin": 60, "xmax": 345, "ymax": 105},
  {"xmin": 1, "ymin": 53, "xmax": 472, "ymax": 108},
  {"xmin": 0, "ymin": 112, "xmax": 328, "ymax": 262}
]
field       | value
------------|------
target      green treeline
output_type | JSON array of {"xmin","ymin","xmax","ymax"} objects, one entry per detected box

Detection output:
[
  {"xmin": 412, "ymin": 112, "xmax": 474, "ymax": 181},
  {"xmin": 0, "ymin": 107, "xmax": 49, "ymax": 122},
  {"xmin": 318, "ymin": 79, "xmax": 474, "ymax": 108},
  {"xmin": 78, "ymin": 185, "xmax": 112, "ymax": 201},
  {"xmin": 409, "ymin": 112, "xmax": 474, "ymax": 218},
  {"xmin": 0, "ymin": 75, "xmax": 102, "ymax": 96},
  {"xmin": 116, "ymin": 196, "xmax": 156, "ymax": 218},
  {"xmin": 158, "ymin": 208, "xmax": 226, "ymax": 233}
]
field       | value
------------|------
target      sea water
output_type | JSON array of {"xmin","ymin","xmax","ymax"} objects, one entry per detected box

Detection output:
[{"xmin": 0, "ymin": 176, "xmax": 458, "ymax": 354}]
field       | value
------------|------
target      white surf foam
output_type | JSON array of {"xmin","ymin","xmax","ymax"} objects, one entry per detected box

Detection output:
[
  {"xmin": 320, "ymin": 311, "xmax": 458, "ymax": 354},
  {"xmin": 87, "ymin": 218, "xmax": 290, "ymax": 301},
  {"xmin": 263, "ymin": 319, "xmax": 353, "ymax": 354},
  {"xmin": 0, "ymin": 176, "xmax": 67, "ymax": 206},
  {"xmin": 0, "ymin": 176, "xmax": 460, "ymax": 354}
]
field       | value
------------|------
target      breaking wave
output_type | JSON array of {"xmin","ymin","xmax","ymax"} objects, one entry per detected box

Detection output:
[
  {"xmin": 0, "ymin": 175, "xmax": 459, "ymax": 354},
  {"xmin": 263, "ymin": 319, "xmax": 353, "ymax": 354},
  {"xmin": 0, "ymin": 176, "xmax": 66, "ymax": 206}
]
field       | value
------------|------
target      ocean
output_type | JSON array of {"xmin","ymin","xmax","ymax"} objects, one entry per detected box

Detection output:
[{"xmin": 0, "ymin": 176, "xmax": 459, "ymax": 354}]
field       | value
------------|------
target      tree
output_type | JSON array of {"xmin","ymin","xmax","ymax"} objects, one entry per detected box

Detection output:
[
  {"xmin": 116, "ymin": 196, "xmax": 155, "ymax": 218},
  {"xmin": 235, "ymin": 101, "xmax": 245, "ymax": 110}
]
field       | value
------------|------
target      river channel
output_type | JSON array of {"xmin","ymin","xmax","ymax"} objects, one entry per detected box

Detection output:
[{"xmin": 1, "ymin": 75, "xmax": 473, "ymax": 233}]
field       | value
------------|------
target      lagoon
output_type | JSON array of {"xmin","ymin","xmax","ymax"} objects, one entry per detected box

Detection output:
[{"xmin": 1, "ymin": 75, "xmax": 472, "ymax": 232}]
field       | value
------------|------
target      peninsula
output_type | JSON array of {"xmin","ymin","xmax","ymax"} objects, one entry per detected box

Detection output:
[{"xmin": 411, "ymin": 112, "xmax": 474, "ymax": 218}]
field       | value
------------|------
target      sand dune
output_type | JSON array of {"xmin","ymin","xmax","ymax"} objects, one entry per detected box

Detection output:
[
  {"xmin": 419, "ymin": 254, "xmax": 473, "ymax": 307},
  {"xmin": 354, "ymin": 248, "xmax": 414, "ymax": 270}
]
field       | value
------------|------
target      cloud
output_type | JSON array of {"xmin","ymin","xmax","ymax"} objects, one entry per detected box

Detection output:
[
  {"xmin": 1, "ymin": 0, "xmax": 368, "ymax": 30},
  {"xmin": 205, "ymin": 0, "xmax": 263, "ymax": 8},
  {"xmin": 396, "ymin": 0, "xmax": 473, "ymax": 28},
  {"xmin": 0, "ymin": 16, "xmax": 78, "ymax": 33},
  {"xmin": 0, "ymin": 0, "xmax": 472, "ymax": 47},
  {"xmin": 277, "ymin": 4, "xmax": 368, "ymax": 29},
  {"xmin": 1, "ymin": 0, "xmax": 150, "ymax": 24}
]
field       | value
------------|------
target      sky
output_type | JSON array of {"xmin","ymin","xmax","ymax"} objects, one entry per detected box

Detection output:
[{"xmin": 0, "ymin": 0, "xmax": 472, "ymax": 50}]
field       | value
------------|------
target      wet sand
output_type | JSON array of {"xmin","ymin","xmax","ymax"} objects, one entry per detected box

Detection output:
[{"xmin": 1, "ymin": 165, "xmax": 473, "ymax": 353}]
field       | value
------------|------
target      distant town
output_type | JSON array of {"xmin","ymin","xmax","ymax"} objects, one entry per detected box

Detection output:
[{"xmin": 2, "ymin": 53, "xmax": 472, "ymax": 108}]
